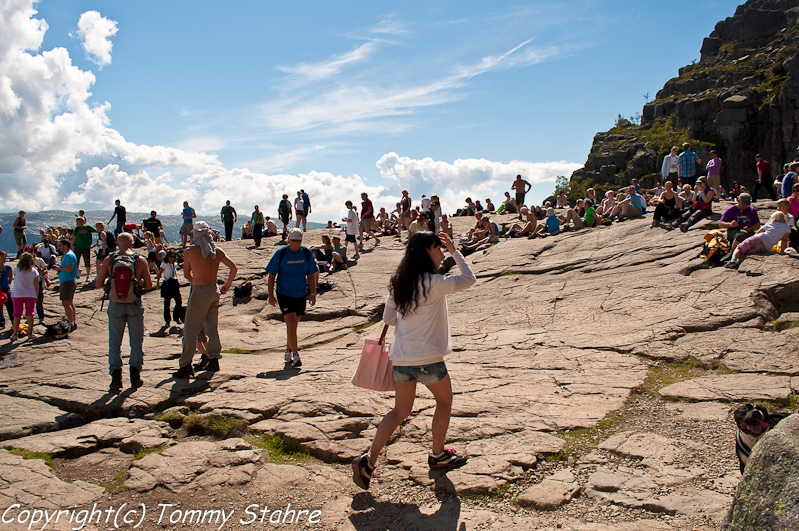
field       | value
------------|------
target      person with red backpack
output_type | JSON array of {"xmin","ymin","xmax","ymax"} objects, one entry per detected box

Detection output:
[{"xmin": 95, "ymin": 233, "xmax": 153, "ymax": 393}]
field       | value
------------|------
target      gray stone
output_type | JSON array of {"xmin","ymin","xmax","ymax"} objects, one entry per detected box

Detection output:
[
  {"xmin": 723, "ymin": 414, "xmax": 799, "ymax": 530},
  {"xmin": 0, "ymin": 395, "xmax": 83, "ymax": 441},
  {"xmin": 588, "ymin": 470, "xmax": 623, "ymax": 492},
  {"xmin": 516, "ymin": 470, "xmax": 580, "ymax": 510},
  {"xmin": 659, "ymin": 374, "xmax": 793, "ymax": 402}
]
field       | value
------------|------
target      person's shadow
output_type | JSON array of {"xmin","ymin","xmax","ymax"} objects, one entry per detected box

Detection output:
[{"xmin": 349, "ymin": 475, "xmax": 462, "ymax": 531}]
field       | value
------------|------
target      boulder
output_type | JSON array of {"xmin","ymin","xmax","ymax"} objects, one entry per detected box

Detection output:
[{"xmin": 723, "ymin": 414, "xmax": 799, "ymax": 530}]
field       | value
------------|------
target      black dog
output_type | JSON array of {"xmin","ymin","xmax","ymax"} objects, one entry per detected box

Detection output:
[{"xmin": 734, "ymin": 403, "xmax": 789, "ymax": 473}]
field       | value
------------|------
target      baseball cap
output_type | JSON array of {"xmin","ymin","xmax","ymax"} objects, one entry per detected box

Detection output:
[{"xmin": 288, "ymin": 228, "xmax": 304, "ymax": 241}]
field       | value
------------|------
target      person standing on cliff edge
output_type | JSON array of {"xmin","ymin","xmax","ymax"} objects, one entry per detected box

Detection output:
[
  {"xmin": 678, "ymin": 142, "xmax": 701, "ymax": 188},
  {"xmin": 752, "ymin": 154, "xmax": 778, "ymax": 202}
]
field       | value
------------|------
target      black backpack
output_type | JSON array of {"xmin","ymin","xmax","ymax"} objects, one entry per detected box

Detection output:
[
  {"xmin": 233, "ymin": 281, "xmax": 253, "ymax": 298},
  {"xmin": 278, "ymin": 199, "xmax": 291, "ymax": 218}
]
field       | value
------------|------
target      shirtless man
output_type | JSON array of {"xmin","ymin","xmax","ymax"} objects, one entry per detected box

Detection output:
[
  {"xmin": 173, "ymin": 221, "xmax": 237, "ymax": 378},
  {"xmin": 511, "ymin": 174, "xmax": 532, "ymax": 213}
]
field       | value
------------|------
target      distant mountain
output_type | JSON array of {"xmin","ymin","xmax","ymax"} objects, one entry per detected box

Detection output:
[{"xmin": 0, "ymin": 210, "xmax": 324, "ymax": 255}]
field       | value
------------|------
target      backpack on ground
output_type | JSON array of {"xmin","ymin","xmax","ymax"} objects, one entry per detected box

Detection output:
[
  {"xmin": 700, "ymin": 229, "xmax": 730, "ymax": 263},
  {"xmin": 45, "ymin": 317, "xmax": 70, "ymax": 338},
  {"xmin": 233, "ymin": 281, "xmax": 253, "ymax": 298},
  {"xmin": 105, "ymin": 252, "xmax": 143, "ymax": 303}
]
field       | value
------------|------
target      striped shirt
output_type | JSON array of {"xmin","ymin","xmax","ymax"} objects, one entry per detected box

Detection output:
[{"xmin": 678, "ymin": 150, "xmax": 699, "ymax": 178}]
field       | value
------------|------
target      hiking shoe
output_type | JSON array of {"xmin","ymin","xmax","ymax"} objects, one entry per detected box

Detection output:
[
  {"xmin": 292, "ymin": 352, "xmax": 302, "ymax": 368},
  {"xmin": 173, "ymin": 364, "xmax": 194, "ymax": 379},
  {"xmin": 679, "ymin": 223, "xmax": 689, "ymax": 232},
  {"xmin": 109, "ymin": 369, "xmax": 123, "ymax": 393},
  {"xmin": 205, "ymin": 358, "xmax": 219, "ymax": 372},
  {"xmin": 725, "ymin": 259, "xmax": 740, "ymax": 269},
  {"xmin": 428, "ymin": 448, "xmax": 468, "ymax": 470},
  {"xmin": 284, "ymin": 349, "xmax": 292, "ymax": 363},
  {"xmin": 194, "ymin": 356, "xmax": 209, "ymax": 371},
  {"xmin": 130, "ymin": 366, "xmax": 143, "ymax": 388},
  {"xmin": 351, "ymin": 453, "xmax": 374, "ymax": 490}
]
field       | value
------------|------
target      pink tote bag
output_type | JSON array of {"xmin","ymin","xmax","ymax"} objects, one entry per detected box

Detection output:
[{"xmin": 351, "ymin": 324, "xmax": 395, "ymax": 392}]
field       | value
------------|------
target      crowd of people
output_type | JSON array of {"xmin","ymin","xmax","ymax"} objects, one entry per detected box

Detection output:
[{"xmin": 3, "ymin": 152, "xmax": 798, "ymax": 489}]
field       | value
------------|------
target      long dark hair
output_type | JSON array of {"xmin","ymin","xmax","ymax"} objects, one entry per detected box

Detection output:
[{"xmin": 389, "ymin": 231, "xmax": 441, "ymax": 316}]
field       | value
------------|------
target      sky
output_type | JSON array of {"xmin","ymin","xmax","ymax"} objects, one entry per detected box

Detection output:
[{"xmin": 1, "ymin": 0, "xmax": 743, "ymax": 223}]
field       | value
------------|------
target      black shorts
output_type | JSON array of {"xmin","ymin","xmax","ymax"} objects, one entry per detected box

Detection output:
[
  {"xmin": 277, "ymin": 293, "xmax": 307, "ymax": 316},
  {"xmin": 345, "ymin": 234, "xmax": 356, "ymax": 243}
]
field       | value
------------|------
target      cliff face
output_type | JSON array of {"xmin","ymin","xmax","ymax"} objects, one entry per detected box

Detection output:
[{"xmin": 570, "ymin": 0, "xmax": 799, "ymax": 193}]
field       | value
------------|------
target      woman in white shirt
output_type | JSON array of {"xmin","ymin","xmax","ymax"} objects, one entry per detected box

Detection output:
[
  {"xmin": 157, "ymin": 250, "xmax": 183, "ymax": 326},
  {"xmin": 11, "ymin": 252, "xmax": 39, "ymax": 341},
  {"xmin": 661, "ymin": 146, "xmax": 680, "ymax": 187},
  {"xmin": 352, "ymin": 231, "xmax": 476, "ymax": 490}
]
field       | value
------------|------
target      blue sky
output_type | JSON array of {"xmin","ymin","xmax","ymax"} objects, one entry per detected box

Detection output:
[{"xmin": 1, "ymin": 0, "xmax": 741, "ymax": 221}]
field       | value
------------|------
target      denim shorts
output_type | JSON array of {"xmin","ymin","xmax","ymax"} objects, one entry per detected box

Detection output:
[{"xmin": 393, "ymin": 361, "xmax": 448, "ymax": 385}]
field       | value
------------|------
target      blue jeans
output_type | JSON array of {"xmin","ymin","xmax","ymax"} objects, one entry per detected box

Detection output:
[
  {"xmin": 107, "ymin": 300, "xmax": 144, "ymax": 374},
  {"xmin": 393, "ymin": 361, "xmax": 448, "ymax": 385}
]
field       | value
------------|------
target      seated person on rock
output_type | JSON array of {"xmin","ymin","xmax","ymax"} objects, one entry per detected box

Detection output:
[
  {"xmin": 457, "ymin": 198, "xmax": 476, "ymax": 217},
  {"xmin": 501, "ymin": 192, "xmax": 518, "ymax": 214},
  {"xmin": 264, "ymin": 216, "xmax": 279, "ymax": 237},
  {"xmin": 556, "ymin": 190, "xmax": 569, "ymax": 209},
  {"xmin": 668, "ymin": 176, "xmax": 715, "ymax": 232},
  {"xmin": 485, "ymin": 198, "xmax": 495, "ymax": 212},
  {"xmin": 719, "ymin": 193, "xmax": 760, "ymax": 252},
  {"xmin": 464, "ymin": 215, "xmax": 500, "ymax": 250},
  {"xmin": 465, "ymin": 212, "xmax": 485, "ymax": 241},
  {"xmin": 535, "ymin": 208, "xmax": 562, "ymax": 236},
  {"xmin": 241, "ymin": 220, "xmax": 253, "ymax": 239},
  {"xmin": 678, "ymin": 184, "xmax": 695, "ymax": 209},
  {"xmin": 726, "ymin": 211, "xmax": 791, "ymax": 268},
  {"xmin": 651, "ymin": 181, "xmax": 683, "ymax": 228},
  {"xmin": 728, "ymin": 181, "xmax": 746, "ymax": 201},
  {"xmin": 561, "ymin": 199, "xmax": 596, "ymax": 229},
  {"xmin": 330, "ymin": 236, "xmax": 348, "ymax": 271},
  {"xmin": 594, "ymin": 190, "xmax": 616, "ymax": 219},
  {"xmin": 647, "ymin": 183, "xmax": 665, "ymax": 204},
  {"xmin": 507, "ymin": 207, "xmax": 538, "ymax": 237},
  {"xmin": 439, "ymin": 214, "xmax": 453, "ymax": 238},
  {"xmin": 609, "ymin": 185, "xmax": 646, "ymax": 221}
]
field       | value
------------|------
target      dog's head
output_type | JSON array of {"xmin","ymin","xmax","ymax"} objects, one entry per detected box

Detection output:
[{"xmin": 734, "ymin": 403, "xmax": 771, "ymax": 436}]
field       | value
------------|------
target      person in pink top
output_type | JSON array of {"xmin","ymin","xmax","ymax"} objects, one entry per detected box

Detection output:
[{"xmin": 705, "ymin": 150, "xmax": 722, "ymax": 194}]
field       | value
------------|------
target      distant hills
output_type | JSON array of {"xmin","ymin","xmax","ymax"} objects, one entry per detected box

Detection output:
[{"xmin": 0, "ymin": 210, "xmax": 324, "ymax": 255}]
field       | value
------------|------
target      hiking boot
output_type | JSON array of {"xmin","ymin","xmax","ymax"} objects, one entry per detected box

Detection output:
[
  {"xmin": 173, "ymin": 364, "xmax": 194, "ymax": 379},
  {"xmin": 725, "ymin": 259, "xmax": 740, "ymax": 269},
  {"xmin": 679, "ymin": 223, "xmax": 689, "ymax": 232},
  {"xmin": 205, "ymin": 358, "xmax": 219, "ymax": 372},
  {"xmin": 292, "ymin": 352, "xmax": 302, "ymax": 368},
  {"xmin": 284, "ymin": 349, "xmax": 292, "ymax": 363},
  {"xmin": 351, "ymin": 453, "xmax": 374, "ymax": 490},
  {"xmin": 428, "ymin": 448, "xmax": 468, "ymax": 470},
  {"xmin": 130, "ymin": 366, "xmax": 143, "ymax": 388},
  {"xmin": 109, "ymin": 369, "xmax": 123, "ymax": 393},
  {"xmin": 194, "ymin": 356, "xmax": 209, "ymax": 371}
]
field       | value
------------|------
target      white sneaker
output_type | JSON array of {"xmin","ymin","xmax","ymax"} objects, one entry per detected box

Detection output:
[
  {"xmin": 284, "ymin": 349, "xmax": 292, "ymax": 363},
  {"xmin": 292, "ymin": 352, "xmax": 302, "ymax": 368}
]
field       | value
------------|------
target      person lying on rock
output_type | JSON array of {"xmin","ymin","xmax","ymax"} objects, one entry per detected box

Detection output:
[{"xmin": 726, "ymin": 211, "xmax": 791, "ymax": 268}]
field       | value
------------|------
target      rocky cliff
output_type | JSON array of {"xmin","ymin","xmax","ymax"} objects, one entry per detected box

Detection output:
[{"xmin": 569, "ymin": 0, "xmax": 799, "ymax": 195}]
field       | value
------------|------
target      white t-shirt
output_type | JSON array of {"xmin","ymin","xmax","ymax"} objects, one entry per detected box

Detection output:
[
  {"xmin": 759, "ymin": 221, "xmax": 791, "ymax": 250},
  {"xmin": 39, "ymin": 243, "xmax": 55, "ymax": 261},
  {"xmin": 12, "ymin": 267, "xmax": 39, "ymax": 299},
  {"xmin": 160, "ymin": 261, "xmax": 178, "ymax": 281},
  {"xmin": 383, "ymin": 251, "xmax": 476, "ymax": 365},
  {"xmin": 346, "ymin": 208, "xmax": 359, "ymax": 236},
  {"xmin": 295, "ymin": 198, "xmax": 304, "ymax": 213}
]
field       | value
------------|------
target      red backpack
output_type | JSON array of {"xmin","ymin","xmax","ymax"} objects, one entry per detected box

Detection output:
[{"xmin": 107, "ymin": 252, "xmax": 142, "ymax": 303}]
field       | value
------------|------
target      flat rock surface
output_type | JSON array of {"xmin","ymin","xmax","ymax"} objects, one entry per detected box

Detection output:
[{"xmin": 0, "ymin": 204, "xmax": 796, "ymax": 529}]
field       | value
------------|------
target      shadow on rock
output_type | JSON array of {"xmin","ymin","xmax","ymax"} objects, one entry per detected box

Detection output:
[
  {"xmin": 349, "ymin": 483, "xmax": 462, "ymax": 531},
  {"xmin": 257, "ymin": 366, "xmax": 302, "ymax": 380}
]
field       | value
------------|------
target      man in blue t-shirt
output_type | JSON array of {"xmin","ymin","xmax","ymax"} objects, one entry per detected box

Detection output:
[
  {"xmin": 265, "ymin": 228, "xmax": 319, "ymax": 368},
  {"xmin": 54, "ymin": 239, "xmax": 79, "ymax": 330}
]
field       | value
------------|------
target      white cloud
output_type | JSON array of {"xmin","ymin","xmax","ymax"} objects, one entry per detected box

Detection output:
[
  {"xmin": 75, "ymin": 10, "xmax": 118, "ymax": 67},
  {"xmin": 278, "ymin": 41, "xmax": 378, "ymax": 82},
  {"xmin": 0, "ymin": 2, "xmax": 582, "ymax": 225}
]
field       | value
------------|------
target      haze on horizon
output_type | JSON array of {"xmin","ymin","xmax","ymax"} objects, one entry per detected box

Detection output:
[{"xmin": 1, "ymin": 0, "xmax": 741, "ymax": 222}]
